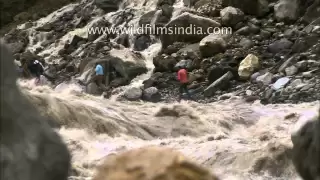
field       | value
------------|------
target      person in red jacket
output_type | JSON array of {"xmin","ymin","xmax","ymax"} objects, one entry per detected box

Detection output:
[{"xmin": 177, "ymin": 66, "xmax": 192, "ymax": 102}]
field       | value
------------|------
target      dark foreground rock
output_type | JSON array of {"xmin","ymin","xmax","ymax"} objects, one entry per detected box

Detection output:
[
  {"xmin": 0, "ymin": 42, "xmax": 71, "ymax": 180},
  {"xmin": 291, "ymin": 106, "xmax": 320, "ymax": 180},
  {"xmin": 92, "ymin": 146, "xmax": 220, "ymax": 180}
]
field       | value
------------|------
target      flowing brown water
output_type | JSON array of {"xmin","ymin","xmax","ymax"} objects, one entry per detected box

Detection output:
[
  {"xmin": 12, "ymin": 0, "xmax": 320, "ymax": 179},
  {"xmin": 18, "ymin": 79, "xmax": 319, "ymax": 180}
]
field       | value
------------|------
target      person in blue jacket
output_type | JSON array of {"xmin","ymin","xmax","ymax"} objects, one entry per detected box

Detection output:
[{"xmin": 84, "ymin": 62, "xmax": 107, "ymax": 91}]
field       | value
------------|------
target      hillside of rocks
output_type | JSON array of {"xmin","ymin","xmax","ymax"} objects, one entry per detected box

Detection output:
[{"xmin": 2, "ymin": 0, "xmax": 320, "ymax": 104}]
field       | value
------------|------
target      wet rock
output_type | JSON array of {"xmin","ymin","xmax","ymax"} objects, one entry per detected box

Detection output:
[
  {"xmin": 221, "ymin": 0, "xmax": 269, "ymax": 17},
  {"xmin": 124, "ymin": 87, "xmax": 143, "ymax": 101},
  {"xmin": 94, "ymin": 0, "xmax": 119, "ymax": 12},
  {"xmin": 238, "ymin": 54, "xmax": 260, "ymax": 80},
  {"xmin": 160, "ymin": 12, "xmax": 221, "ymax": 48},
  {"xmin": 143, "ymin": 72, "xmax": 163, "ymax": 89},
  {"xmin": 92, "ymin": 146, "xmax": 220, "ymax": 180},
  {"xmin": 175, "ymin": 59, "xmax": 193, "ymax": 70},
  {"xmin": 153, "ymin": 54, "xmax": 177, "ymax": 72},
  {"xmin": 267, "ymin": 38, "xmax": 293, "ymax": 54},
  {"xmin": 220, "ymin": 6, "xmax": 245, "ymax": 27},
  {"xmin": 199, "ymin": 34, "xmax": 228, "ymax": 58},
  {"xmin": 133, "ymin": 34, "xmax": 152, "ymax": 51},
  {"xmin": 291, "ymin": 107, "xmax": 320, "ymax": 180},
  {"xmin": 115, "ymin": 34, "xmax": 130, "ymax": 48},
  {"xmin": 0, "ymin": 42, "xmax": 71, "ymax": 180},
  {"xmin": 274, "ymin": 0, "xmax": 299, "ymax": 23},
  {"xmin": 142, "ymin": 87, "xmax": 161, "ymax": 102}
]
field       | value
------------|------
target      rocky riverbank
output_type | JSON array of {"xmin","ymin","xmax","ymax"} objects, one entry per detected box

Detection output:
[{"xmin": 1, "ymin": 0, "xmax": 320, "ymax": 104}]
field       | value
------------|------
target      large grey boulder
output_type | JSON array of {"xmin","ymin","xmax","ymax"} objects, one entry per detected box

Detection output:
[
  {"xmin": 291, "ymin": 106, "xmax": 320, "ymax": 180},
  {"xmin": 220, "ymin": 6, "xmax": 245, "ymax": 27},
  {"xmin": 160, "ymin": 12, "xmax": 221, "ymax": 48},
  {"xmin": 94, "ymin": 0, "xmax": 120, "ymax": 12},
  {"xmin": 274, "ymin": 0, "xmax": 299, "ymax": 23},
  {"xmin": 221, "ymin": 0, "xmax": 269, "ymax": 17},
  {"xmin": 199, "ymin": 33, "xmax": 229, "ymax": 57},
  {"xmin": 0, "ymin": 42, "xmax": 71, "ymax": 180}
]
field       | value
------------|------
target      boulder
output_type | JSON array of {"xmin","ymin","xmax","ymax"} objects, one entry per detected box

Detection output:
[
  {"xmin": 133, "ymin": 34, "xmax": 152, "ymax": 51},
  {"xmin": 221, "ymin": 0, "xmax": 269, "ymax": 17},
  {"xmin": 274, "ymin": 0, "xmax": 299, "ymax": 23},
  {"xmin": 291, "ymin": 107, "xmax": 320, "ymax": 180},
  {"xmin": 124, "ymin": 87, "xmax": 143, "ymax": 101},
  {"xmin": 0, "ymin": 42, "xmax": 71, "ymax": 180},
  {"xmin": 109, "ymin": 49, "xmax": 148, "ymax": 79},
  {"xmin": 220, "ymin": 6, "xmax": 245, "ymax": 27},
  {"xmin": 174, "ymin": 59, "xmax": 193, "ymax": 70},
  {"xmin": 176, "ymin": 43, "xmax": 201, "ymax": 60},
  {"xmin": 142, "ymin": 87, "xmax": 161, "ymax": 102},
  {"xmin": 79, "ymin": 49, "xmax": 147, "ymax": 86},
  {"xmin": 160, "ymin": 12, "xmax": 221, "ymax": 48},
  {"xmin": 92, "ymin": 146, "xmax": 220, "ymax": 180},
  {"xmin": 153, "ymin": 54, "xmax": 177, "ymax": 72},
  {"xmin": 94, "ymin": 0, "xmax": 120, "ymax": 12},
  {"xmin": 302, "ymin": 0, "xmax": 320, "ymax": 23},
  {"xmin": 199, "ymin": 33, "xmax": 228, "ymax": 58},
  {"xmin": 238, "ymin": 54, "xmax": 260, "ymax": 80}
]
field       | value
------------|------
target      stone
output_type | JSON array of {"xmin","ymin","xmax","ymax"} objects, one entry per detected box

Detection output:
[
  {"xmin": 124, "ymin": 87, "xmax": 143, "ymax": 101},
  {"xmin": 0, "ymin": 42, "xmax": 71, "ymax": 180},
  {"xmin": 94, "ymin": 0, "xmax": 120, "ymax": 12},
  {"xmin": 175, "ymin": 59, "xmax": 193, "ymax": 70},
  {"xmin": 239, "ymin": 38, "xmax": 254, "ymax": 49},
  {"xmin": 238, "ymin": 54, "xmax": 260, "ymax": 79},
  {"xmin": 274, "ymin": 0, "xmax": 299, "ymax": 23},
  {"xmin": 220, "ymin": 6, "xmax": 245, "ymax": 27},
  {"xmin": 142, "ymin": 87, "xmax": 161, "ymax": 102},
  {"xmin": 221, "ymin": 0, "xmax": 269, "ymax": 17},
  {"xmin": 272, "ymin": 77, "xmax": 290, "ymax": 90},
  {"xmin": 160, "ymin": 12, "xmax": 221, "ymax": 48},
  {"xmin": 199, "ymin": 33, "xmax": 228, "ymax": 58},
  {"xmin": 256, "ymin": 72, "xmax": 273, "ymax": 85},
  {"xmin": 92, "ymin": 146, "xmax": 220, "ymax": 180},
  {"xmin": 285, "ymin": 65, "xmax": 298, "ymax": 76},
  {"xmin": 291, "ymin": 107, "xmax": 320, "ymax": 180},
  {"xmin": 267, "ymin": 38, "xmax": 293, "ymax": 54}
]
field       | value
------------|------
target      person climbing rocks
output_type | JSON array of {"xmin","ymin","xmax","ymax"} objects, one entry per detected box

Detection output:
[
  {"xmin": 84, "ymin": 62, "xmax": 108, "ymax": 91},
  {"xmin": 177, "ymin": 66, "xmax": 192, "ymax": 102},
  {"xmin": 26, "ymin": 59, "xmax": 45, "ymax": 84}
]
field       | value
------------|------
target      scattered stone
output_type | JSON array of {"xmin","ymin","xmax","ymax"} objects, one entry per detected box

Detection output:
[
  {"xmin": 256, "ymin": 72, "xmax": 273, "ymax": 85},
  {"xmin": 285, "ymin": 65, "xmax": 298, "ymax": 76},
  {"xmin": 268, "ymin": 38, "xmax": 293, "ymax": 54},
  {"xmin": 272, "ymin": 77, "xmax": 290, "ymax": 90},
  {"xmin": 221, "ymin": 0, "xmax": 269, "ymax": 17},
  {"xmin": 238, "ymin": 54, "xmax": 260, "ymax": 80}
]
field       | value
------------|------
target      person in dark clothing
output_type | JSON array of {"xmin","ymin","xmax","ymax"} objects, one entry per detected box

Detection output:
[
  {"xmin": 25, "ymin": 60, "xmax": 45, "ymax": 84},
  {"xmin": 177, "ymin": 66, "xmax": 192, "ymax": 102}
]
